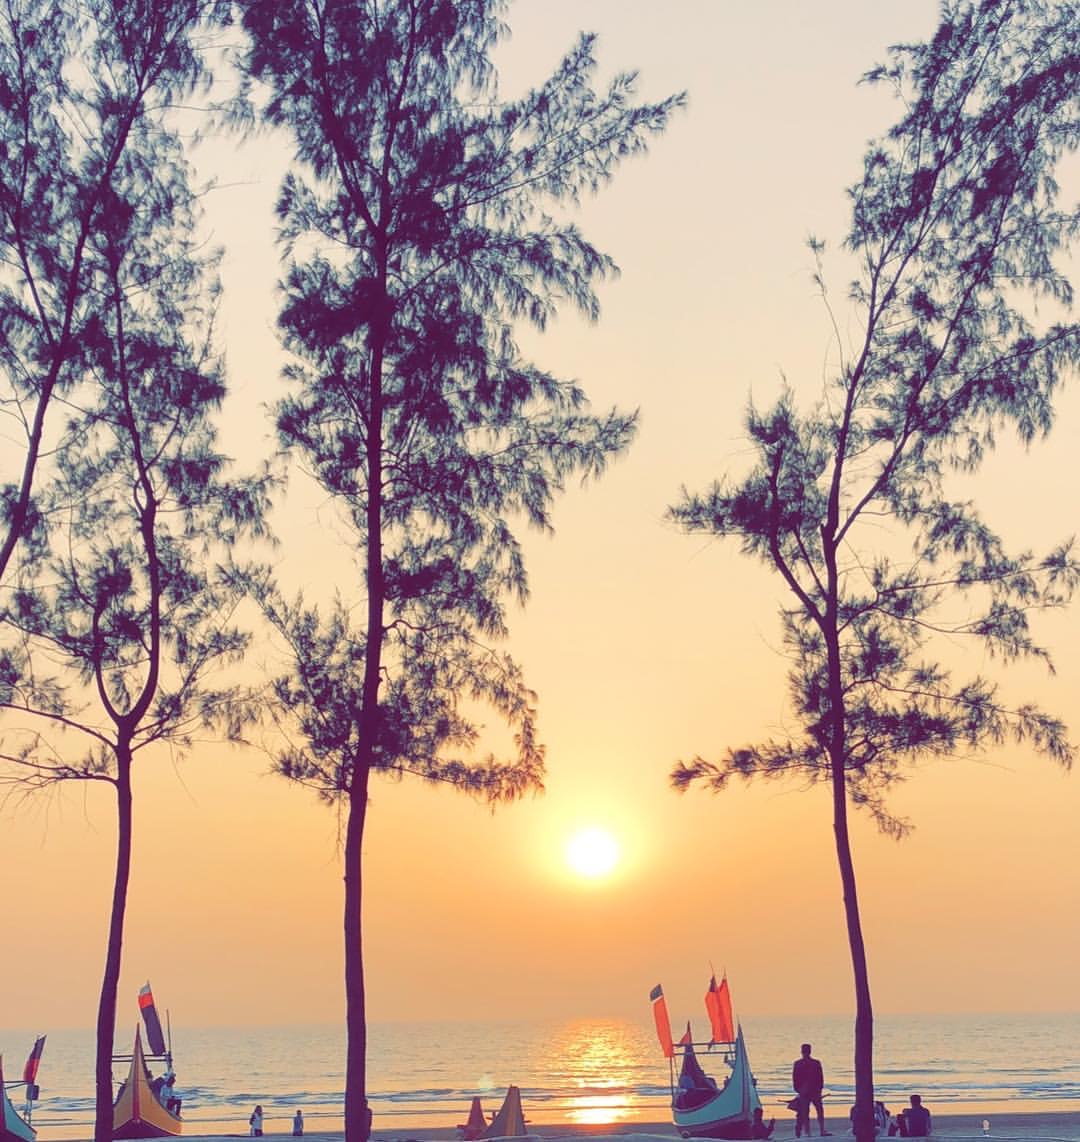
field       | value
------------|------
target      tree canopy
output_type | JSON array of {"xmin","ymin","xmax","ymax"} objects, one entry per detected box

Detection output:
[
  {"xmin": 236, "ymin": 2, "xmax": 683, "ymax": 1137},
  {"xmin": 0, "ymin": 8, "xmax": 269, "ymax": 1138},
  {"xmin": 0, "ymin": 0, "xmax": 228, "ymax": 584},
  {"xmin": 669, "ymin": 2, "xmax": 1079, "ymax": 1140}
]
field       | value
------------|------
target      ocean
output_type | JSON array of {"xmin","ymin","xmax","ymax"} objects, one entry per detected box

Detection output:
[{"xmin": 5, "ymin": 1014, "xmax": 1078, "ymax": 1139}]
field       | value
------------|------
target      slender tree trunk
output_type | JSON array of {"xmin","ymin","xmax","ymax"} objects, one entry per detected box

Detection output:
[
  {"xmin": 822, "ymin": 509, "xmax": 875, "ymax": 1142},
  {"xmin": 824, "ymin": 626, "xmax": 875, "ymax": 1142},
  {"xmin": 343, "ymin": 763, "xmax": 372, "ymax": 1142},
  {"xmin": 832, "ymin": 769, "xmax": 875, "ymax": 1142},
  {"xmin": 94, "ymin": 751, "xmax": 134, "ymax": 1142},
  {"xmin": 343, "ymin": 247, "xmax": 389, "ymax": 1142}
]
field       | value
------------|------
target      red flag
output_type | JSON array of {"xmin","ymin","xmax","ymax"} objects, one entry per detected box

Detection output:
[
  {"xmin": 705, "ymin": 973, "xmax": 735, "ymax": 1044},
  {"xmin": 677, "ymin": 1021, "xmax": 693, "ymax": 1046},
  {"xmin": 23, "ymin": 1035, "xmax": 46, "ymax": 1084},
  {"xmin": 650, "ymin": 984, "xmax": 674, "ymax": 1059}
]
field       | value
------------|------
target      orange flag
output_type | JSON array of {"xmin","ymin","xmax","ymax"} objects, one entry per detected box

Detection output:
[
  {"xmin": 650, "ymin": 984, "xmax": 674, "ymax": 1058},
  {"xmin": 705, "ymin": 973, "xmax": 734, "ymax": 1044}
]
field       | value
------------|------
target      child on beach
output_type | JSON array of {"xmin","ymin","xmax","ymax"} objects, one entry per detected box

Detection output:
[
  {"xmin": 752, "ymin": 1107, "xmax": 775, "ymax": 1139},
  {"xmin": 250, "ymin": 1105, "xmax": 264, "ymax": 1137}
]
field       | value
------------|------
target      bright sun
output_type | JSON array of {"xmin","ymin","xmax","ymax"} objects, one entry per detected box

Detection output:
[{"xmin": 565, "ymin": 827, "xmax": 620, "ymax": 879}]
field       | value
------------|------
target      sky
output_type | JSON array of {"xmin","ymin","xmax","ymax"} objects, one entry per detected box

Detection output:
[{"xmin": 3, "ymin": 0, "xmax": 1080, "ymax": 1036}]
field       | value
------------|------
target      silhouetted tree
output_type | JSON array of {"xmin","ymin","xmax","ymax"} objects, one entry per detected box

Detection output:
[
  {"xmin": 0, "ymin": 71, "xmax": 270, "ymax": 1142},
  {"xmin": 234, "ymin": 2, "xmax": 683, "ymax": 1137},
  {"xmin": 0, "ymin": 0, "xmax": 225, "ymax": 584},
  {"xmin": 669, "ymin": 4, "xmax": 1079, "ymax": 1141}
]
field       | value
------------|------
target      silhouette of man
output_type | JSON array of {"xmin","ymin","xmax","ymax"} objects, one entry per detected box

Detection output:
[
  {"xmin": 904, "ymin": 1095, "xmax": 931, "ymax": 1138},
  {"xmin": 792, "ymin": 1042, "xmax": 830, "ymax": 1137}
]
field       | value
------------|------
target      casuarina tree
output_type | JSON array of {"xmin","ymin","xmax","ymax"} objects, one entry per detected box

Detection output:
[
  {"xmin": 668, "ymin": 4, "xmax": 1080, "ymax": 1141},
  {"xmin": 0, "ymin": 42, "xmax": 270, "ymax": 1142},
  {"xmin": 233, "ymin": 2, "xmax": 684, "ymax": 1138},
  {"xmin": 0, "ymin": 0, "xmax": 227, "ymax": 584}
]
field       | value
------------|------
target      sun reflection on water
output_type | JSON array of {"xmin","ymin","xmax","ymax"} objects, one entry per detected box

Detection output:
[
  {"xmin": 536, "ymin": 1019, "xmax": 656, "ymax": 1127},
  {"xmin": 567, "ymin": 1094, "xmax": 633, "ymax": 1126}
]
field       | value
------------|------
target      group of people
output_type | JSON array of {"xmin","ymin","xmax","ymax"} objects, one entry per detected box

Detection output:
[
  {"xmin": 249, "ymin": 1105, "xmax": 305, "ymax": 1137},
  {"xmin": 150, "ymin": 1068, "xmax": 181, "ymax": 1116},
  {"xmin": 787, "ymin": 1043, "xmax": 932, "ymax": 1139}
]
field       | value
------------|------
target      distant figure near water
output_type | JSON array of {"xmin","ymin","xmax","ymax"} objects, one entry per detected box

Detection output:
[
  {"xmin": 293, "ymin": 1110, "xmax": 304, "ymax": 1136},
  {"xmin": 793, "ymin": 1043, "xmax": 831, "ymax": 1138},
  {"xmin": 249, "ymin": 1105, "xmax": 264, "ymax": 1137}
]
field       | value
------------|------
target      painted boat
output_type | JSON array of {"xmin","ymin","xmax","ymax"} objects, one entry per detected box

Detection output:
[
  {"xmin": 113, "ymin": 1027, "xmax": 181, "ymax": 1139},
  {"xmin": 671, "ymin": 1025, "xmax": 763, "ymax": 1139},
  {"xmin": 650, "ymin": 975, "xmax": 765, "ymax": 1140},
  {"xmin": 113, "ymin": 983, "xmax": 181, "ymax": 1139},
  {"xmin": 1, "ymin": 1056, "xmax": 34, "ymax": 1142}
]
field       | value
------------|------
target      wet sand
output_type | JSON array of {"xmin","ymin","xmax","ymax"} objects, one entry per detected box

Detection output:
[{"xmin": 166, "ymin": 1110, "xmax": 1080, "ymax": 1142}]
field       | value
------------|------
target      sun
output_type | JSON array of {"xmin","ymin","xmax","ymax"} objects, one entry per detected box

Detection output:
[{"xmin": 565, "ymin": 827, "xmax": 620, "ymax": 879}]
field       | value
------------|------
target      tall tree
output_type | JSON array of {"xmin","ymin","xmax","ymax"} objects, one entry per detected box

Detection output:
[
  {"xmin": 0, "ymin": 64, "xmax": 270, "ymax": 1142},
  {"xmin": 668, "ymin": 4, "xmax": 1079, "ymax": 1141},
  {"xmin": 0, "ymin": 0, "xmax": 225, "ymax": 583},
  {"xmin": 234, "ymin": 2, "xmax": 683, "ymax": 1138}
]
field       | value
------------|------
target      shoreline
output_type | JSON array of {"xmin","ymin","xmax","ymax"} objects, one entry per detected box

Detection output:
[{"xmin": 46, "ymin": 1110, "xmax": 1079, "ymax": 1142}]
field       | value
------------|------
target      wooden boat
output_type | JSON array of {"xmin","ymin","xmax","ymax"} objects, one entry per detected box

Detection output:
[
  {"xmin": 1, "ymin": 1056, "xmax": 35, "ymax": 1142},
  {"xmin": 113, "ymin": 983, "xmax": 181, "ymax": 1139},
  {"xmin": 650, "ymin": 975, "xmax": 765, "ymax": 1140},
  {"xmin": 113, "ymin": 1027, "xmax": 181, "ymax": 1139},
  {"xmin": 671, "ymin": 1025, "xmax": 763, "ymax": 1139}
]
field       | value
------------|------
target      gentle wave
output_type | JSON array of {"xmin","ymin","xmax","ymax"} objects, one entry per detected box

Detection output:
[{"xmin": 4, "ymin": 1013, "xmax": 1079, "ymax": 1137}]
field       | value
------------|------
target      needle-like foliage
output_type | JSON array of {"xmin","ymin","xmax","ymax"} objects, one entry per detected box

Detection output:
[
  {"xmin": 0, "ymin": 0, "xmax": 228, "ymax": 584},
  {"xmin": 668, "ymin": 3, "xmax": 1079, "ymax": 1140},
  {"xmin": 234, "ymin": 2, "xmax": 684, "ymax": 1137},
  {"xmin": 0, "ymin": 9, "xmax": 271, "ymax": 1134}
]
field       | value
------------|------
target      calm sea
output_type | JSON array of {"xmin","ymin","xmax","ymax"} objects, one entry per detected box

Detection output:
[{"xmin": 4, "ymin": 1015, "xmax": 1078, "ymax": 1139}]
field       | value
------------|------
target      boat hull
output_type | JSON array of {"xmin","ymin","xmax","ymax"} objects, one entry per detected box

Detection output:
[
  {"xmin": 1, "ymin": 1056, "xmax": 35, "ymax": 1142},
  {"xmin": 672, "ymin": 1026, "xmax": 762, "ymax": 1141},
  {"xmin": 673, "ymin": 1112, "xmax": 754, "ymax": 1140},
  {"xmin": 113, "ymin": 1030, "xmax": 181, "ymax": 1139}
]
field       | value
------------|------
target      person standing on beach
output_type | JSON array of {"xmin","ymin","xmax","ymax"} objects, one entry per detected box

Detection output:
[
  {"xmin": 250, "ymin": 1105, "xmax": 264, "ymax": 1137},
  {"xmin": 793, "ymin": 1043, "xmax": 831, "ymax": 1137},
  {"xmin": 293, "ymin": 1110, "xmax": 304, "ymax": 1137}
]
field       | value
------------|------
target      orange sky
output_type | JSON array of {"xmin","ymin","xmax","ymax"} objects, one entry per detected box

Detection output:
[{"xmin": 3, "ymin": 0, "xmax": 1080, "ymax": 1032}]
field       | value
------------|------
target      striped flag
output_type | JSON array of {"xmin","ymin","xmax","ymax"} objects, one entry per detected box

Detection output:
[
  {"xmin": 23, "ymin": 1035, "xmax": 46, "ymax": 1084},
  {"xmin": 138, "ymin": 982, "xmax": 168, "ymax": 1056}
]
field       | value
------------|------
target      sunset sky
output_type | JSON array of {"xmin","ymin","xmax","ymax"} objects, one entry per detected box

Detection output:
[{"xmin": 4, "ymin": 0, "xmax": 1080, "ymax": 1036}]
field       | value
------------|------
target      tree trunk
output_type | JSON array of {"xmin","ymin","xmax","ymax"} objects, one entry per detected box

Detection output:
[
  {"xmin": 94, "ymin": 752, "xmax": 133, "ymax": 1142},
  {"xmin": 832, "ymin": 766, "xmax": 876, "ymax": 1142},
  {"xmin": 343, "ymin": 764, "xmax": 372, "ymax": 1142},
  {"xmin": 343, "ymin": 234, "xmax": 388, "ymax": 1142},
  {"xmin": 822, "ymin": 525, "xmax": 875, "ymax": 1142}
]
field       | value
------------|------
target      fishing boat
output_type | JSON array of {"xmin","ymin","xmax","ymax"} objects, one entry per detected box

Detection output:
[
  {"xmin": 113, "ymin": 983, "xmax": 182, "ymax": 1139},
  {"xmin": 1, "ymin": 1037, "xmax": 45, "ymax": 1142},
  {"xmin": 650, "ymin": 975, "xmax": 764, "ymax": 1140}
]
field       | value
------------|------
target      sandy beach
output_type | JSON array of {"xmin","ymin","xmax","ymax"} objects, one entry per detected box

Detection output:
[{"xmin": 133, "ymin": 1112, "xmax": 1080, "ymax": 1142}]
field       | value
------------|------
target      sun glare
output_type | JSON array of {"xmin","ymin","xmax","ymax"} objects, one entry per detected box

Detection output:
[{"xmin": 565, "ymin": 828, "xmax": 620, "ymax": 879}]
